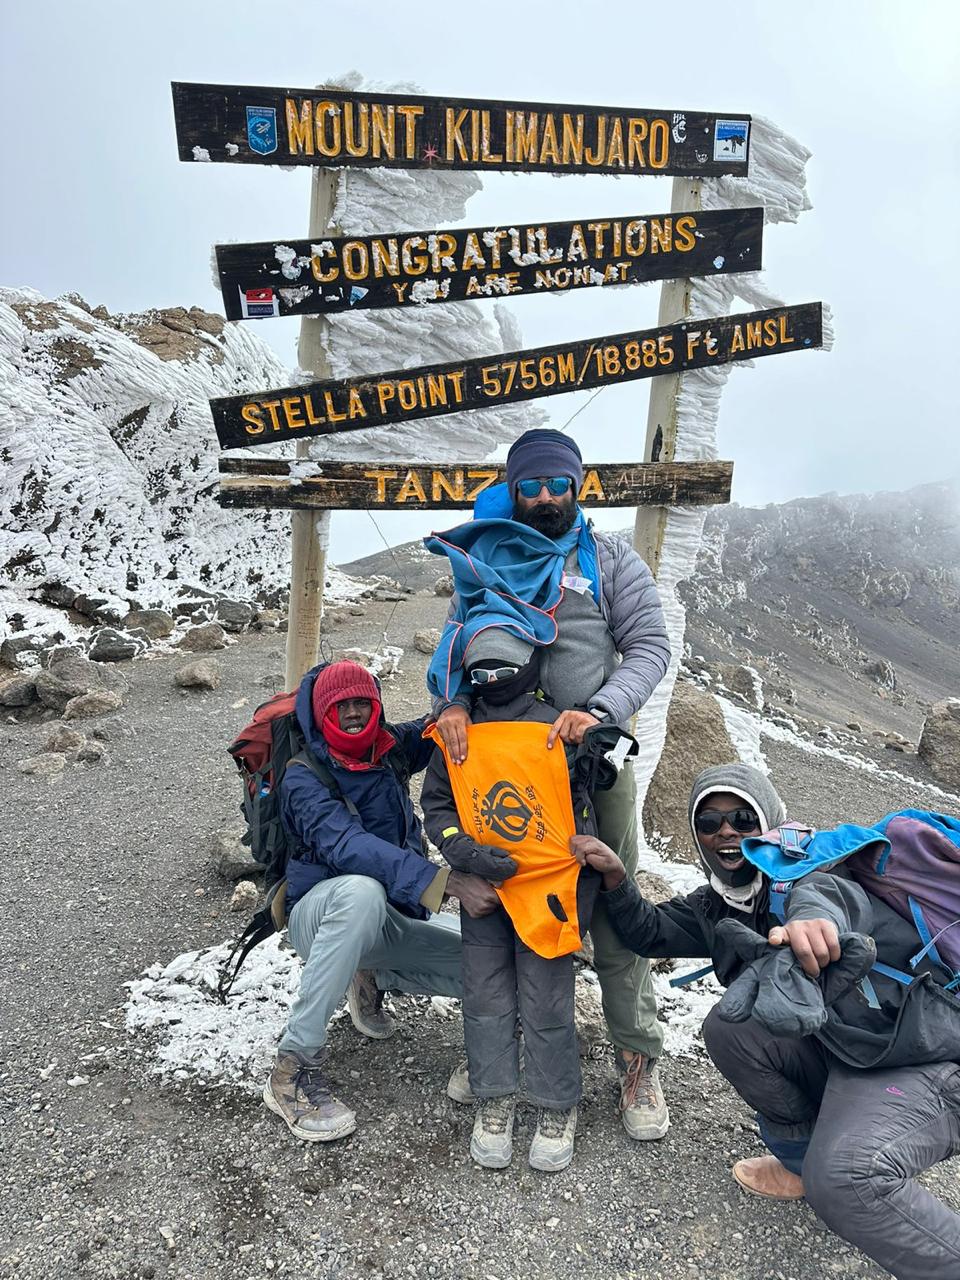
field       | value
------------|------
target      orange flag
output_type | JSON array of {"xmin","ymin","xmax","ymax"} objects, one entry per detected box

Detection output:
[{"xmin": 427, "ymin": 721, "xmax": 584, "ymax": 958}]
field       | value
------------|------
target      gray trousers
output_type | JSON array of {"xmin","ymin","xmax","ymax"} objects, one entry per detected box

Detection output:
[
  {"xmin": 280, "ymin": 874, "xmax": 462, "ymax": 1055},
  {"xmin": 703, "ymin": 1007, "xmax": 960, "ymax": 1280},
  {"xmin": 591, "ymin": 763, "xmax": 664, "ymax": 1059},
  {"xmin": 461, "ymin": 903, "xmax": 581, "ymax": 1110}
]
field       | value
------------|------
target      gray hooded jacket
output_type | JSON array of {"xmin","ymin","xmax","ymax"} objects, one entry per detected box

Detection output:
[
  {"xmin": 604, "ymin": 763, "xmax": 960, "ymax": 1070},
  {"xmin": 432, "ymin": 529, "xmax": 670, "ymax": 724}
]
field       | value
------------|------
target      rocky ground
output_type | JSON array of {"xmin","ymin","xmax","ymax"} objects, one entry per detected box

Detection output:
[{"xmin": 1, "ymin": 592, "xmax": 958, "ymax": 1280}]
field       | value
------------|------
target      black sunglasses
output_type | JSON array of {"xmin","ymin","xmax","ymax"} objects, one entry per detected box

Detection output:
[{"xmin": 694, "ymin": 807, "xmax": 761, "ymax": 836}]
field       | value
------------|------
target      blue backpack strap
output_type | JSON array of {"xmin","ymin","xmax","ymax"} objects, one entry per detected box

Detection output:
[
  {"xmin": 906, "ymin": 898, "xmax": 960, "ymax": 984},
  {"xmin": 768, "ymin": 880, "xmax": 790, "ymax": 924},
  {"xmin": 668, "ymin": 964, "xmax": 714, "ymax": 988}
]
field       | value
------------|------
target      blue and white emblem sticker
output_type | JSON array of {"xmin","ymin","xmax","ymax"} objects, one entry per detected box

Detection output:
[
  {"xmin": 246, "ymin": 106, "xmax": 278, "ymax": 156},
  {"xmin": 713, "ymin": 119, "xmax": 749, "ymax": 163}
]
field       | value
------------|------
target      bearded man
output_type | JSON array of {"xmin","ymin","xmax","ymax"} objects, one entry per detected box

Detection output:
[{"xmin": 427, "ymin": 428, "xmax": 672, "ymax": 1139}]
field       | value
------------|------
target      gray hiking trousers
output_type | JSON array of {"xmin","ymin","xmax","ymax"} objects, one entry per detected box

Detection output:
[
  {"xmin": 460, "ymin": 903, "xmax": 581, "ymax": 1110},
  {"xmin": 703, "ymin": 1007, "xmax": 960, "ymax": 1280},
  {"xmin": 591, "ymin": 762, "xmax": 664, "ymax": 1059},
  {"xmin": 280, "ymin": 874, "xmax": 462, "ymax": 1055}
]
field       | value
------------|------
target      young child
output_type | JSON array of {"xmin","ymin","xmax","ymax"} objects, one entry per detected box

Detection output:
[{"xmin": 421, "ymin": 628, "xmax": 601, "ymax": 1173}]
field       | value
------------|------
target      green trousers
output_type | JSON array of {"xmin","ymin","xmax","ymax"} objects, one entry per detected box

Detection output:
[{"xmin": 589, "ymin": 763, "xmax": 665, "ymax": 1060}]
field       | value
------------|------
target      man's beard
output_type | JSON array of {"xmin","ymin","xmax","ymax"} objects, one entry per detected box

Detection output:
[{"xmin": 513, "ymin": 495, "xmax": 577, "ymax": 538}]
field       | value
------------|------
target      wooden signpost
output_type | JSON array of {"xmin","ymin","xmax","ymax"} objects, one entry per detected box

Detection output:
[
  {"xmin": 176, "ymin": 78, "xmax": 826, "ymax": 688},
  {"xmin": 173, "ymin": 82, "xmax": 751, "ymax": 178},
  {"xmin": 215, "ymin": 207, "xmax": 763, "ymax": 320},
  {"xmin": 209, "ymin": 302, "xmax": 822, "ymax": 451},
  {"xmin": 217, "ymin": 459, "xmax": 733, "ymax": 511}
]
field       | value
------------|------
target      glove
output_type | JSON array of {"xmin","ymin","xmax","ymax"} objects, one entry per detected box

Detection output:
[
  {"xmin": 440, "ymin": 832, "xmax": 518, "ymax": 883},
  {"xmin": 715, "ymin": 919, "xmax": 877, "ymax": 1039},
  {"xmin": 574, "ymin": 725, "xmax": 639, "ymax": 794}
]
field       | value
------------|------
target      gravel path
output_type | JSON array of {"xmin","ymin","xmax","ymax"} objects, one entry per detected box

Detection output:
[{"xmin": 1, "ymin": 595, "xmax": 956, "ymax": 1280}]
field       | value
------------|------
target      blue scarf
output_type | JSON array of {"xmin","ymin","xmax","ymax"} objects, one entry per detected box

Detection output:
[{"xmin": 424, "ymin": 483, "xmax": 600, "ymax": 701}]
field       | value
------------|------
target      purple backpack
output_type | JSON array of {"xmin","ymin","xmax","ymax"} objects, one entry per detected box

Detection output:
[
  {"xmin": 846, "ymin": 813, "xmax": 960, "ymax": 976},
  {"xmin": 744, "ymin": 810, "xmax": 960, "ymax": 989}
]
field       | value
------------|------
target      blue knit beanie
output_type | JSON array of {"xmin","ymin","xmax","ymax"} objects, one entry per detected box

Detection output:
[{"xmin": 505, "ymin": 430, "xmax": 583, "ymax": 497}]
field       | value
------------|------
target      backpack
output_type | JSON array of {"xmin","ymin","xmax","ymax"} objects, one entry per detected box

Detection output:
[
  {"xmin": 752, "ymin": 812, "xmax": 960, "ymax": 1003},
  {"xmin": 217, "ymin": 680, "xmax": 411, "ymax": 1002},
  {"xmin": 669, "ymin": 811, "xmax": 960, "ymax": 1001}
]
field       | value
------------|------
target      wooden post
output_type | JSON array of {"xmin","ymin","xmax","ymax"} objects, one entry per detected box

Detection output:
[
  {"xmin": 633, "ymin": 176, "xmax": 703, "ymax": 575},
  {"xmin": 285, "ymin": 166, "xmax": 339, "ymax": 690}
]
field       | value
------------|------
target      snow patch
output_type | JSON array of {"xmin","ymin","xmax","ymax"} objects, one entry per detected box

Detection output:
[{"xmin": 716, "ymin": 694, "xmax": 768, "ymax": 773}]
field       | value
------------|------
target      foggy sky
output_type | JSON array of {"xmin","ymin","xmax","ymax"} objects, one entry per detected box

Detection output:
[{"xmin": 3, "ymin": 0, "xmax": 958, "ymax": 562}]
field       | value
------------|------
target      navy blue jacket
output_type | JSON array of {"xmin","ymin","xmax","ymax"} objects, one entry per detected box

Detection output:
[{"xmin": 280, "ymin": 665, "xmax": 437, "ymax": 917}]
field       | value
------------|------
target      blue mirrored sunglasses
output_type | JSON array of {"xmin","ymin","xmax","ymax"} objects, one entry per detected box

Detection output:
[{"xmin": 516, "ymin": 476, "xmax": 573, "ymax": 499}]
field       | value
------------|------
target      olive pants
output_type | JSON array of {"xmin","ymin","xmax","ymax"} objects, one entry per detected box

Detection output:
[{"xmin": 590, "ymin": 763, "xmax": 664, "ymax": 1060}]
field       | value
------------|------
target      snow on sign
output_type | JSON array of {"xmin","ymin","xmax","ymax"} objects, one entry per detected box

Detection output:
[
  {"xmin": 172, "ymin": 82, "xmax": 751, "ymax": 178},
  {"xmin": 215, "ymin": 207, "xmax": 763, "ymax": 321},
  {"xmin": 209, "ymin": 303, "xmax": 822, "ymax": 451},
  {"xmin": 216, "ymin": 459, "xmax": 734, "ymax": 511}
]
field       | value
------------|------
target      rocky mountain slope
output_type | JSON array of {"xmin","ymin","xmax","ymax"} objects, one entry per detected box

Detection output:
[{"xmin": 682, "ymin": 481, "xmax": 960, "ymax": 739}]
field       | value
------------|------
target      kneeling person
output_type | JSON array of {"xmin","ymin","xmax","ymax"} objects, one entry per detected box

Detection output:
[
  {"xmin": 575, "ymin": 764, "xmax": 960, "ymax": 1280},
  {"xmin": 264, "ymin": 660, "xmax": 498, "ymax": 1143}
]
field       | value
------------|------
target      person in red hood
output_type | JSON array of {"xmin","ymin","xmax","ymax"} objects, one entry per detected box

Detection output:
[{"xmin": 263, "ymin": 660, "xmax": 497, "ymax": 1144}]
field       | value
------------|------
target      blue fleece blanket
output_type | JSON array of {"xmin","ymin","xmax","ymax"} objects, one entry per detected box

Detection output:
[{"xmin": 424, "ymin": 483, "xmax": 600, "ymax": 701}]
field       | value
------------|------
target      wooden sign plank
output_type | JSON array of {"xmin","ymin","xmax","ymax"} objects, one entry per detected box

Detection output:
[
  {"xmin": 172, "ymin": 82, "xmax": 751, "ymax": 178},
  {"xmin": 216, "ymin": 460, "xmax": 732, "ymax": 511},
  {"xmin": 211, "ymin": 303, "xmax": 822, "ymax": 451},
  {"xmin": 216, "ymin": 207, "xmax": 763, "ymax": 321}
]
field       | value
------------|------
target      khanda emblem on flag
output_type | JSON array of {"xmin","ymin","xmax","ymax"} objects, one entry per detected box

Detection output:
[{"xmin": 481, "ymin": 781, "xmax": 534, "ymax": 843}]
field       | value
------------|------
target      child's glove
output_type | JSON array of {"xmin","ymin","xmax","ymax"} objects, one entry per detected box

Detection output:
[
  {"xmin": 715, "ymin": 919, "xmax": 876, "ymax": 1038},
  {"xmin": 439, "ymin": 831, "xmax": 518, "ymax": 883}
]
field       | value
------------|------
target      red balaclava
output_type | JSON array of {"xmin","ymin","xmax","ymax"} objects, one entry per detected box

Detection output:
[{"xmin": 310, "ymin": 661, "xmax": 382, "ymax": 760}]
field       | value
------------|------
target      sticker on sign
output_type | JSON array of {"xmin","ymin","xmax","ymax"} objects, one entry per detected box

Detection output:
[
  {"xmin": 245, "ymin": 105, "xmax": 278, "ymax": 156},
  {"xmin": 239, "ymin": 287, "xmax": 279, "ymax": 319},
  {"xmin": 713, "ymin": 119, "xmax": 750, "ymax": 163}
]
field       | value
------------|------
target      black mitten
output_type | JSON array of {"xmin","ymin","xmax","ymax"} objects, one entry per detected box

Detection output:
[
  {"xmin": 715, "ymin": 919, "xmax": 827, "ymax": 1037},
  {"xmin": 820, "ymin": 931, "xmax": 877, "ymax": 1005},
  {"xmin": 715, "ymin": 919, "xmax": 879, "ymax": 1039},
  {"xmin": 440, "ymin": 832, "xmax": 518, "ymax": 883}
]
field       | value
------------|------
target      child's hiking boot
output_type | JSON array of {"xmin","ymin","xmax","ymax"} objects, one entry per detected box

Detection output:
[
  {"xmin": 446, "ymin": 1059, "xmax": 474, "ymax": 1104},
  {"xmin": 732, "ymin": 1155, "xmax": 805, "ymax": 1200},
  {"xmin": 528, "ymin": 1105, "xmax": 577, "ymax": 1172},
  {"xmin": 469, "ymin": 1095, "xmax": 517, "ymax": 1169},
  {"xmin": 263, "ymin": 1049, "xmax": 356, "ymax": 1142},
  {"xmin": 616, "ymin": 1050, "xmax": 670, "ymax": 1140},
  {"xmin": 346, "ymin": 970, "xmax": 396, "ymax": 1039}
]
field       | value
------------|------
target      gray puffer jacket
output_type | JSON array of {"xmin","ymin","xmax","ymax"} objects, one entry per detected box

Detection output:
[{"xmin": 432, "ymin": 529, "xmax": 670, "ymax": 724}]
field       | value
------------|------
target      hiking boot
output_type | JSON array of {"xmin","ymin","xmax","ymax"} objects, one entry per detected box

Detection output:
[
  {"xmin": 732, "ymin": 1155, "xmax": 805, "ymax": 1200},
  {"xmin": 346, "ymin": 970, "xmax": 396, "ymax": 1039},
  {"xmin": 263, "ymin": 1049, "xmax": 356, "ymax": 1143},
  {"xmin": 529, "ymin": 1106, "xmax": 577, "ymax": 1172},
  {"xmin": 469, "ymin": 1096, "xmax": 517, "ymax": 1169},
  {"xmin": 446, "ymin": 1059, "xmax": 474, "ymax": 1105},
  {"xmin": 616, "ymin": 1050, "xmax": 670, "ymax": 1140}
]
